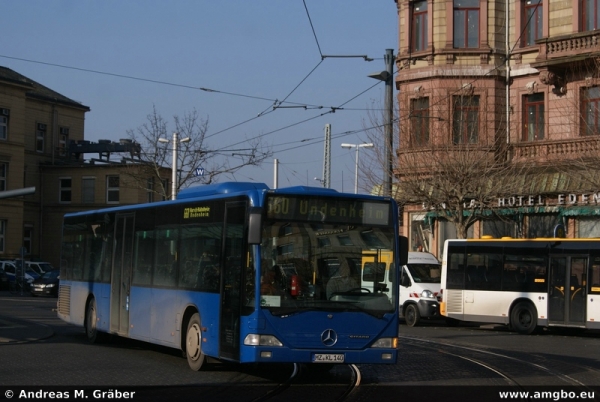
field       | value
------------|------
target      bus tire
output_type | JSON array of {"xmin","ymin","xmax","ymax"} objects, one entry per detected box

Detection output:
[
  {"xmin": 405, "ymin": 304, "xmax": 421, "ymax": 327},
  {"xmin": 510, "ymin": 301, "xmax": 537, "ymax": 335},
  {"xmin": 185, "ymin": 313, "xmax": 205, "ymax": 371},
  {"xmin": 85, "ymin": 297, "xmax": 105, "ymax": 343}
]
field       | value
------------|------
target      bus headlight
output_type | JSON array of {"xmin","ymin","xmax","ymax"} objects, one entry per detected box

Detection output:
[
  {"xmin": 243, "ymin": 334, "xmax": 283, "ymax": 347},
  {"xmin": 421, "ymin": 289, "xmax": 435, "ymax": 299},
  {"xmin": 370, "ymin": 337, "xmax": 398, "ymax": 348}
]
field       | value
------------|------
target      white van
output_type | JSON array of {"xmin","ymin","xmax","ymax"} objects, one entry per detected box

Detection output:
[{"xmin": 399, "ymin": 252, "xmax": 442, "ymax": 327}]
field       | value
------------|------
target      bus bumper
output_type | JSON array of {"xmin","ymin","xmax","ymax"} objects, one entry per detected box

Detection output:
[{"xmin": 240, "ymin": 347, "xmax": 398, "ymax": 365}]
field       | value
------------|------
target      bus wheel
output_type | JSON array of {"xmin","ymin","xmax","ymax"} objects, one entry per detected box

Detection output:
[
  {"xmin": 405, "ymin": 304, "xmax": 420, "ymax": 327},
  {"xmin": 85, "ymin": 297, "xmax": 105, "ymax": 343},
  {"xmin": 510, "ymin": 302, "xmax": 537, "ymax": 335},
  {"xmin": 185, "ymin": 313, "xmax": 205, "ymax": 371}
]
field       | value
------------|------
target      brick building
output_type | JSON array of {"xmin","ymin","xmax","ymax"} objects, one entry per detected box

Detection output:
[{"xmin": 393, "ymin": 0, "xmax": 600, "ymax": 257}]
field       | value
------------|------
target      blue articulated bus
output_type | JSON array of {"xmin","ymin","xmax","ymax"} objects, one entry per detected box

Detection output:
[{"xmin": 57, "ymin": 182, "xmax": 407, "ymax": 370}]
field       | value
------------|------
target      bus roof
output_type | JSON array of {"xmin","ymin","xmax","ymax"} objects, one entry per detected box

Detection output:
[
  {"xmin": 448, "ymin": 237, "xmax": 600, "ymax": 242},
  {"xmin": 177, "ymin": 182, "xmax": 269, "ymax": 199}
]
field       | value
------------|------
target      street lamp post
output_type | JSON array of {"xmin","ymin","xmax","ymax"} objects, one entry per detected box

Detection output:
[
  {"xmin": 159, "ymin": 132, "xmax": 190, "ymax": 200},
  {"xmin": 341, "ymin": 143, "xmax": 374, "ymax": 194},
  {"xmin": 368, "ymin": 48, "xmax": 395, "ymax": 197}
]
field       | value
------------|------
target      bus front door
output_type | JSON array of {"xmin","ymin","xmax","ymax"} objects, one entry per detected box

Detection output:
[
  {"xmin": 110, "ymin": 213, "xmax": 135, "ymax": 336},
  {"xmin": 548, "ymin": 256, "xmax": 586, "ymax": 327},
  {"xmin": 219, "ymin": 202, "xmax": 246, "ymax": 361}
]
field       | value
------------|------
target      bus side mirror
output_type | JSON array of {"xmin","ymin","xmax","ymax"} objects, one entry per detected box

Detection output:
[
  {"xmin": 398, "ymin": 235, "xmax": 409, "ymax": 266},
  {"xmin": 248, "ymin": 207, "xmax": 263, "ymax": 245}
]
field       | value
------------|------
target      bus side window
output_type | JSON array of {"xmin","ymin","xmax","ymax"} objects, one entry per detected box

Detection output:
[{"xmin": 591, "ymin": 259, "xmax": 600, "ymax": 294}]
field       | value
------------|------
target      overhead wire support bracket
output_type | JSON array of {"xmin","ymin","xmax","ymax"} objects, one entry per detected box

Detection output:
[{"xmin": 321, "ymin": 55, "xmax": 374, "ymax": 62}]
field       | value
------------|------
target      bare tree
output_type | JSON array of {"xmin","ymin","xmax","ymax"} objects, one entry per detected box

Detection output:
[{"xmin": 124, "ymin": 106, "xmax": 272, "ymax": 199}]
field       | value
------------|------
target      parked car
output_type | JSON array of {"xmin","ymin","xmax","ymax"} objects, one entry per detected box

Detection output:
[
  {"xmin": 25, "ymin": 261, "xmax": 55, "ymax": 276},
  {"xmin": 30, "ymin": 269, "xmax": 60, "ymax": 297},
  {"xmin": 0, "ymin": 269, "xmax": 8, "ymax": 290},
  {"xmin": 1, "ymin": 261, "xmax": 38, "ymax": 289}
]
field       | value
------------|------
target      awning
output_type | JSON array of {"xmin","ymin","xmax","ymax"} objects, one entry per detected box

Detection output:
[
  {"xmin": 560, "ymin": 206, "xmax": 600, "ymax": 216},
  {"xmin": 423, "ymin": 205, "xmax": 565, "ymax": 224}
]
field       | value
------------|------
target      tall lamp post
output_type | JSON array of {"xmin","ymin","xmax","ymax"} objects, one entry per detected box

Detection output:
[
  {"xmin": 368, "ymin": 48, "xmax": 394, "ymax": 197},
  {"xmin": 159, "ymin": 132, "xmax": 190, "ymax": 200},
  {"xmin": 341, "ymin": 143, "xmax": 374, "ymax": 194}
]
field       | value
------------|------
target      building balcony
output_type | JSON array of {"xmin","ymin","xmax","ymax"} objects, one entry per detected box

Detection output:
[
  {"xmin": 534, "ymin": 31, "xmax": 600, "ymax": 68},
  {"xmin": 511, "ymin": 137, "xmax": 600, "ymax": 164}
]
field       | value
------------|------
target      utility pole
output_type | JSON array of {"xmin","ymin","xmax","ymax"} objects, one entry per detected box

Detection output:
[
  {"xmin": 369, "ymin": 48, "xmax": 395, "ymax": 197},
  {"xmin": 322, "ymin": 124, "xmax": 331, "ymax": 188}
]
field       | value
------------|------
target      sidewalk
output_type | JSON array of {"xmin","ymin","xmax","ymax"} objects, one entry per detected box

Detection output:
[{"xmin": 0, "ymin": 291, "xmax": 55, "ymax": 343}]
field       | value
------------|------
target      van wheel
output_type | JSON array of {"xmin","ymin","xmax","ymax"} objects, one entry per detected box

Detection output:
[
  {"xmin": 405, "ymin": 304, "xmax": 420, "ymax": 327},
  {"xmin": 510, "ymin": 301, "xmax": 537, "ymax": 335}
]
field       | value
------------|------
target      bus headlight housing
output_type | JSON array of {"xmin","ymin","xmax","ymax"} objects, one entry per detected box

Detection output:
[
  {"xmin": 243, "ymin": 334, "xmax": 283, "ymax": 347},
  {"xmin": 370, "ymin": 337, "xmax": 398, "ymax": 348}
]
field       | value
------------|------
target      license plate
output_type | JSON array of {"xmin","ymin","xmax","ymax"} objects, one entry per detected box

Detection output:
[{"xmin": 313, "ymin": 354, "xmax": 344, "ymax": 363}]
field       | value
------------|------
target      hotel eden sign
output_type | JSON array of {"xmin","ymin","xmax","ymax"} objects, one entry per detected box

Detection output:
[{"xmin": 423, "ymin": 192, "xmax": 600, "ymax": 210}]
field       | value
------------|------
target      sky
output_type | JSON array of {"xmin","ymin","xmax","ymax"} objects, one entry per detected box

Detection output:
[{"xmin": 2, "ymin": 1, "xmax": 398, "ymax": 193}]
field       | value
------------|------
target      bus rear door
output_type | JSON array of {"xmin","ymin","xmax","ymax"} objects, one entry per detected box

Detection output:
[
  {"xmin": 110, "ymin": 213, "xmax": 135, "ymax": 336},
  {"xmin": 548, "ymin": 256, "xmax": 586, "ymax": 327}
]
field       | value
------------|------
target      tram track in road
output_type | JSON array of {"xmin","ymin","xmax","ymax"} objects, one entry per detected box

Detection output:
[
  {"xmin": 399, "ymin": 335, "xmax": 599, "ymax": 392},
  {"xmin": 248, "ymin": 363, "xmax": 361, "ymax": 402}
]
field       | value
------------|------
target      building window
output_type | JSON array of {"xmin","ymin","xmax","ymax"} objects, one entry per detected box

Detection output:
[
  {"xmin": 523, "ymin": 0, "xmax": 543, "ymax": 46},
  {"xmin": 452, "ymin": 95, "xmax": 479, "ymax": 144},
  {"xmin": 82, "ymin": 177, "xmax": 95, "ymax": 203},
  {"xmin": 582, "ymin": 0, "xmax": 600, "ymax": 31},
  {"xmin": 527, "ymin": 214, "xmax": 559, "ymax": 238},
  {"xmin": 337, "ymin": 235, "xmax": 353, "ymax": 246},
  {"xmin": 581, "ymin": 86, "xmax": 600, "ymax": 136},
  {"xmin": 59, "ymin": 127, "xmax": 69, "ymax": 157},
  {"xmin": 147, "ymin": 178, "xmax": 154, "ymax": 203},
  {"xmin": 579, "ymin": 217, "xmax": 600, "ymax": 237},
  {"xmin": 107, "ymin": 175, "xmax": 120, "ymax": 204},
  {"xmin": 411, "ymin": 97, "xmax": 430, "ymax": 146},
  {"xmin": 278, "ymin": 243, "xmax": 294, "ymax": 255},
  {"xmin": 0, "ymin": 220, "xmax": 5, "ymax": 253},
  {"xmin": 318, "ymin": 237, "xmax": 331, "ymax": 248},
  {"xmin": 36, "ymin": 123, "xmax": 47, "ymax": 153},
  {"xmin": 523, "ymin": 93, "xmax": 545, "ymax": 141},
  {"xmin": 412, "ymin": 1, "xmax": 428, "ymax": 52},
  {"xmin": 59, "ymin": 178, "xmax": 72, "ymax": 203},
  {"xmin": 23, "ymin": 225, "xmax": 33, "ymax": 256},
  {"xmin": 0, "ymin": 162, "xmax": 6, "ymax": 191},
  {"xmin": 0, "ymin": 109, "xmax": 9, "ymax": 140},
  {"xmin": 454, "ymin": 0, "xmax": 480, "ymax": 48}
]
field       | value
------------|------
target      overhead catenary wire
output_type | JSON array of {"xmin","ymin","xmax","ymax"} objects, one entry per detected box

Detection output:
[{"xmin": 0, "ymin": 2, "xmax": 396, "ymax": 189}]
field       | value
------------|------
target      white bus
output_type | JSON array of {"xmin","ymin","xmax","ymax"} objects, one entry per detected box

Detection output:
[{"xmin": 440, "ymin": 237, "xmax": 600, "ymax": 334}]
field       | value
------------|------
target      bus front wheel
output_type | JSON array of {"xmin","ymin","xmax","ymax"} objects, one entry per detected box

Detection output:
[
  {"xmin": 510, "ymin": 302, "xmax": 537, "ymax": 335},
  {"xmin": 405, "ymin": 304, "xmax": 421, "ymax": 327},
  {"xmin": 185, "ymin": 313, "xmax": 205, "ymax": 371}
]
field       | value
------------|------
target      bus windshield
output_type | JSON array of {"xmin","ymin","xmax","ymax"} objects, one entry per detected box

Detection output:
[{"xmin": 260, "ymin": 194, "xmax": 397, "ymax": 317}]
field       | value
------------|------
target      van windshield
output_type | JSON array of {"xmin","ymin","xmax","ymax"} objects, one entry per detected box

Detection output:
[{"xmin": 406, "ymin": 264, "xmax": 441, "ymax": 283}]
